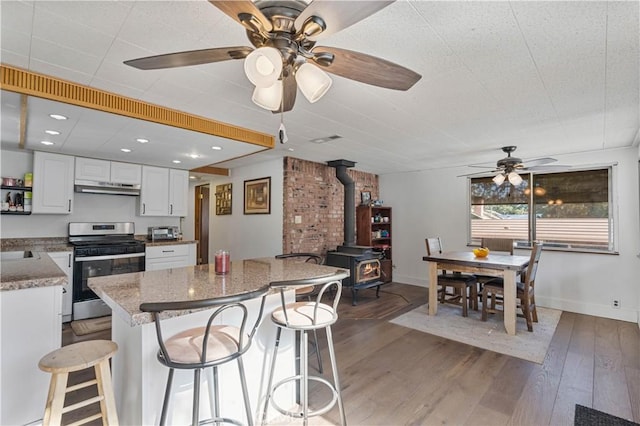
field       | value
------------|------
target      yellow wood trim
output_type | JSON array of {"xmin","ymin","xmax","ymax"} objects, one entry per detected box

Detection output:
[
  {"xmin": 190, "ymin": 166, "xmax": 230, "ymax": 176},
  {"xmin": 1, "ymin": 64, "xmax": 274, "ymax": 149}
]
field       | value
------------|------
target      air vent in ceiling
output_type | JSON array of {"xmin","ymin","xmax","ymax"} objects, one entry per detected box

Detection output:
[{"xmin": 310, "ymin": 135, "xmax": 343, "ymax": 144}]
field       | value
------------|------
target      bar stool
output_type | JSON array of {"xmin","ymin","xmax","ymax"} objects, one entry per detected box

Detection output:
[
  {"xmin": 140, "ymin": 285, "xmax": 269, "ymax": 426},
  {"xmin": 38, "ymin": 340, "xmax": 119, "ymax": 426},
  {"xmin": 262, "ymin": 270, "xmax": 349, "ymax": 426}
]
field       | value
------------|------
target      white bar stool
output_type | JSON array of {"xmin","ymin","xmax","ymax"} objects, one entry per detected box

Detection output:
[
  {"xmin": 38, "ymin": 340, "xmax": 119, "ymax": 426},
  {"xmin": 261, "ymin": 270, "xmax": 349, "ymax": 426}
]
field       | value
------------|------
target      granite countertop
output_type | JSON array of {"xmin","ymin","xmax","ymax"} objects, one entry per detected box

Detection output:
[
  {"xmin": 0, "ymin": 252, "xmax": 67, "ymax": 291},
  {"xmin": 89, "ymin": 258, "xmax": 349, "ymax": 327},
  {"xmin": 1, "ymin": 237, "xmax": 72, "ymax": 252},
  {"xmin": 141, "ymin": 238, "xmax": 198, "ymax": 247}
]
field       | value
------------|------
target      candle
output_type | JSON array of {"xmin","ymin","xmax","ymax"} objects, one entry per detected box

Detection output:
[{"xmin": 215, "ymin": 250, "xmax": 230, "ymax": 274}]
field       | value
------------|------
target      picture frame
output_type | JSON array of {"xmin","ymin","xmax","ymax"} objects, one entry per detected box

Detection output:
[
  {"xmin": 361, "ymin": 191, "xmax": 371, "ymax": 205},
  {"xmin": 244, "ymin": 177, "xmax": 271, "ymax": 214},
  {"xmin": 215, "ymin": 183, "xmax": 232, "ymax": 215}
]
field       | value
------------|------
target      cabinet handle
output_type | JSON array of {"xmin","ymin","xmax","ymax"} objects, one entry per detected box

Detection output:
[
  {"xmin": 68, "ymin": 253, "xmax": 71, "ymax": 267},
  {"xmin": 170, "ymin": 204, "xmax": 173, "ymax": 215},
  {"xmin": 62, "ymin": 288, "xmax": 67, "ymax": 293},
  {"xmin": 162, "ymin": 250, "xmax": 175, "ymax": 253},
  {"xmin": 143, "ymin": 203, "xmax": 146, "ymax": 214},
  {"xmin": 68, "ymin": 199, "xmax": 71, "ymax": 212}
]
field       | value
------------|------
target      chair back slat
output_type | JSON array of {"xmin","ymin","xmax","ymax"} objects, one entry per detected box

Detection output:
[
  {"xmin": 480, "ymin": 238, "xmax": 514, "ymax": 255},
  {"xmin": 425, "ymin": 237, "xmax": 444, "ymax": 255},
  {"xmin": 523, "ymin": 242, "xmax": 543, "ymax": 294},
  {"xmin": 275, "ymin": 253, "xmax": 323, "ymax": 264}
]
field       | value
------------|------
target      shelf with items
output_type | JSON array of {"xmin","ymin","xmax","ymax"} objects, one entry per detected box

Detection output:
[
  {"xmin": 356, "ymin": 205, "xmax": 393, "ymax": 283},
  {"xmin": 1, "ymin": 186, "xmax": 33, "ymax": 215}
]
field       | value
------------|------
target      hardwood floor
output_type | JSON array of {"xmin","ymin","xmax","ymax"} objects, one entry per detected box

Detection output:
[{"xmin": 61, "ymin": 283, "xmax": 640, "ymax": 425}]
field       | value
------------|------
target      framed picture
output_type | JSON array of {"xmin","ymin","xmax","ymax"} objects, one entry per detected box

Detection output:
[
  {"xmin": 244, "ymin": 177, "xmax": 271, "ymax": 214},
  {"xmin": 215, "ymin": 183, "xmax": 232, "ymax": 215},
  {"xmin": 361, "ymin": 191, "xmax": 371, "ymax": 205}
]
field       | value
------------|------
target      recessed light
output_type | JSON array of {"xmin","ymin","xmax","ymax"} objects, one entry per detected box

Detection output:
[
  {"xmin": 40, "ymin": 141, "xmax": 54, "ymax": 146},
  {"xmin": 45, "ymin": 130, "xmax": 60, "ymax": 135},
  {"xmin": 136, "ymin": 138, "xmax": 149, "ymax": 143},
  {"xmin": 189, "ymin": 154, "xmax": 200, "ymax": 159},
  {"xmin": 172, "ymin": 160, "xmax": 181, "ymax": 164},
  {"xmin": 211, "ymin": 146, "xmax": 222, "ymax": 151},
  {"xmin": 288, "ymin": 148, "xmax": 294, "ymax": 152},
  {"xmin": 121, "ymin": 148, "xmax": 132, "ymax": 153},
  {"xmin": 49, "ymin": 114, "xmax": 67, "ymax": 120},
  {"xmin": 189, "ymin": 176, "xmax": 196, "ymax": 180}
]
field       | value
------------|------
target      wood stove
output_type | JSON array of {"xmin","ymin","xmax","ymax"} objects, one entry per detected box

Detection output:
[{"xmin": 324, "ymin": 159, "xmax": 386, "ymax": 305}]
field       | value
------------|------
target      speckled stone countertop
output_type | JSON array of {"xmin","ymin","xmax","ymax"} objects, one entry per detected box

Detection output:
[
  {"xmin": 89, "ymin": 258, "xmax": 349, "ymax": 327},
  {"xmin": 1, "ymin": 237, "xmax": 72, "ymax": 252},
  {"xmin": 1, "ymin": 252, "xmax": 67, "ymax": 291},
  {"xmin": 139, "ymin": 238, "xmax": 198, "ymax": 247}
]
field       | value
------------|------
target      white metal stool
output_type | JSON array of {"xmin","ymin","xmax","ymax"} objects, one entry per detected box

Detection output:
[
  {"xmin": 38, "ymin": 339, "xmax": 119, "ymax": 426},
  {"xmin": 261, "ymin": 270, "xmax": 349, "ymax": 426}
]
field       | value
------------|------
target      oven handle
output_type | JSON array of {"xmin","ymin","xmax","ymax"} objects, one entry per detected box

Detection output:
[{"xmin": 75, "ymin": 252, "xmax": 145, "ymax": 262}]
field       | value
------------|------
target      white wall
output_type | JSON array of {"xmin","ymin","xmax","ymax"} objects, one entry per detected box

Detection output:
[
  {"xmin": 0, "ymin": 150, "xmax": 179, "ymax": 238},
  {"xmin": 381, "ymin": 147, "xmax": 640, "ymax": 323},
  {"xmin": 185, "ymin": 158, "xmax": 284, "ymax": 262}
]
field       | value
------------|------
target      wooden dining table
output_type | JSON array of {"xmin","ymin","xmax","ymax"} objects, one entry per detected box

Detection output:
[{"xmin": 422, "ymin": 251, "xmax": 531, "ymax": 335}]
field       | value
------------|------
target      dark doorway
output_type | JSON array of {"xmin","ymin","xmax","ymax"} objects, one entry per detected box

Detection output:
[{"xmin": 195, "ymin": 185, "xmax": 210, "ymax": 264}]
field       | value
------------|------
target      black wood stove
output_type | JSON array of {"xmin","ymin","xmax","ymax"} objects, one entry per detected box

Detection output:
[{"xmin": 325, "ymin": 160, "xmax": 384, "ymax": 305}]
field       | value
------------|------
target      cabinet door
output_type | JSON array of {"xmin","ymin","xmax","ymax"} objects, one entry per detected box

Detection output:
[
  {"xmin": 75, "ymin": 157, "xmax": 110, "ymax": 182},
  {"xmin": 140, "ymin": 166, "xmax": 169, "ymax": 216},
  {"xmin": 33, "ymin": 152, "xmax": 74, "ymax": 214},
  {"xmin": 111, "ymin": 162, "xmax": 142, "ymax": 185},
  {"xmin": 169, "ymin": 169, "xmax": 189, "ymax": 217},
  {"xmin": 48, "ymin": 251, "xmax": 74, "ymax": 320}
]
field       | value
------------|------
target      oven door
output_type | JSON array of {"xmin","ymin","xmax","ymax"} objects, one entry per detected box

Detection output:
[{"xmin": 72, "ymin": 252, "xmax": 145, "ymax": 319}]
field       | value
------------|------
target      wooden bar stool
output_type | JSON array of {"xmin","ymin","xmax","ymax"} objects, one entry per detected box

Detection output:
[{"xmin": 38, "ymin": 340, "xmax": 119, "ymax": 426}]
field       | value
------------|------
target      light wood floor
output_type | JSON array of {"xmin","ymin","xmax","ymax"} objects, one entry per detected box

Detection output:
[{"xmin": 61, "ymin": 283, "xmax": 640, "ymax": 425}]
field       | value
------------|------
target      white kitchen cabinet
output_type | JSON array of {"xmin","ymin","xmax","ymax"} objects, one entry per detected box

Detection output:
[
  {"xmin": 48, "ymin": 251, "xmax": 74, "ymax": 322},
  {"xmin": 76, "ymin": 157, "xmax": 141, "ymax": 185},
  {"xmin": 33, "ymin": 151, "xmax": 74, "ymax": 214},
  {"xmin": 0, "ymin": 285, "xmax": 62, "ymax": 425},
  {"xmin": 139, "ymin": 166, "xmax": 188, "ymax": 216},
  {"xmin": 169, "ymin": 169, "xmax": 189, "ymax": 216},
  {"xmin": 145, "ymin": 243, "xmax": 196, "ymax": 271}
]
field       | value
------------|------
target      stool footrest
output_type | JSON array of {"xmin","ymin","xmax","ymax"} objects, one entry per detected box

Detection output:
[
  {"xmin": 270, "ymin": 375, "xmax": 338, "ymax": 419},
  {"xmin": 67, "ymin": 412, "xmax": 103, "ymax": 426},
  {"xmin": 66, "ymin": 379, "xmax": 98, "ymax": 393},
  {"xmin": 63, "ymin": 395, "xmax": 104, "ymax": 414}
]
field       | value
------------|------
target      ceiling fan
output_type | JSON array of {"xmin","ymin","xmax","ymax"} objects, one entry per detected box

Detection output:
[
  {"xmin": 463, "ymin": 146, "xmax": 560, "ymax": 186},
  {"xmin": 123, "ymin": 0, "xmax": 422, "ymax": 113}
]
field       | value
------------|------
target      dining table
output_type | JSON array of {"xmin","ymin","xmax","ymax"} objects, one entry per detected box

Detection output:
[{"xmin": 422, "ymin": 251, "xmax": 530, "ymax": 335}]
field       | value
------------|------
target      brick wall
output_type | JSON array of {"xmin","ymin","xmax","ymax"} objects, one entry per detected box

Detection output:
[{"xmin": 282, "ymin": 157, "xmax": 379, "ymax": 255}]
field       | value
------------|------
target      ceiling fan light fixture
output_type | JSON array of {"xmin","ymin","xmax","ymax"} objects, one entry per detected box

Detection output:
[
  {"xmin": 296, "ymin": 62, "xmax": 332, "ymax": 103},
  {"xmin": 252, "ymin": 79, "xmax": 283, "ymax": 111},
  {"xmin": 492, "ymin": 173, "xmax": 506, "ymax": 186},
  {"xmin": 508, "ymin": 171, "xmax": 523, "ymax": 186},
  {"xmin": 244, "ymin": 47, "xmax": 283, "ymax": 88}
]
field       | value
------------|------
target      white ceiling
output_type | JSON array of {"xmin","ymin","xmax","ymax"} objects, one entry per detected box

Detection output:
[{"xmin": 1, "ymin": 0, "xmax": 638, "ymax": 175}]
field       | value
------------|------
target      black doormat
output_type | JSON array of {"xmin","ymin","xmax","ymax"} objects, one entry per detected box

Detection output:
[{"xmin": 575, "ymin": 404, "xmax": 639, "ymax": 426}]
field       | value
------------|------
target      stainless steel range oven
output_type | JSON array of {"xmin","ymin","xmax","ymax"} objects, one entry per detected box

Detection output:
[{"xmin": 69, "ymin": 222, "xmax": 145, "ymax": 320}]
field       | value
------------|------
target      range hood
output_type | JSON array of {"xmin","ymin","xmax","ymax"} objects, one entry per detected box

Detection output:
[{"xmin": 74, "ymin": 180, "xmax": 140, "ymax": 196}]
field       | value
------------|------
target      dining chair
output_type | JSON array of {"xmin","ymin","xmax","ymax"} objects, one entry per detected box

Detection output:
[
  {"xmin": 481, "ymin": 241, "xmax": 543, "ymax": 331},
  {"xmin": 425, "ymin": 237, "xmax": 478, "ymax": 317},
  {"xmin": 275, "ymin": 253, "xmax": 325, "ymax": 372},
  {"xmin": 475, "ymin": 238, "xmax": 515, "ymax": 294}
]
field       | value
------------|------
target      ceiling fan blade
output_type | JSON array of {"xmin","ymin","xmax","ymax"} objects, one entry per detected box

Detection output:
[
  {"xmin": 311, "ymin": 46, "xmax": 421, "ymax": 90},
  {"xmin": 523, "ymin": 157, "xmax": 557, "ymax": 167},
  {"xmin": 208, "ymin": 1, "xmax": 272, "ymax": 32},
  {"xmin": 295, "ymin": 0, "xmax": 394, "ymax": 40},
  {"xmin": 522, "ymin": 164, "xmax": 570, "ymax": 172},
  {"xmin": 273, "ymin": 71, "xmax": 297, "ymax": 114},
  {"xmin": 124, "ymin": 46, "xmax": 252, "ymax": 70},
  {"xmin": 457, "ymin": 169, "xmax": 501, "ymax": 177}
]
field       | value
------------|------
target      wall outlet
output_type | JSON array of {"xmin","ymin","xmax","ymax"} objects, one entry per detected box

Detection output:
[{"xmin": 612, "ymin": 299, "xmax": 620, "ymax": 309}]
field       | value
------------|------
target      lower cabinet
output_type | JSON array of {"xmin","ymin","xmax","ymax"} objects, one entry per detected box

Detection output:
[
  {"xmin": 48, "ymin": 251, "xmax": 74, "ymax": 322},
  {"xmin": 145, "ymin": 243, "xmax": 196, "ymax": 271},
  {"xmin": 1, "ymin": 286, "xmax": 62, "ymax": 425}
]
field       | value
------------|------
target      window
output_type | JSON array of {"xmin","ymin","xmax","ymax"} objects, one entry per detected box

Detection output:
[{"xmin": 469, "ymin": 168, "xmax": 614, "ymax": 252}]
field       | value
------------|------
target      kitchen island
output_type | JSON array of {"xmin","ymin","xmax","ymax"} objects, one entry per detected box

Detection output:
[{"xmin": 89, "ymin": 257, "xmax": 348, "ymax": 425}]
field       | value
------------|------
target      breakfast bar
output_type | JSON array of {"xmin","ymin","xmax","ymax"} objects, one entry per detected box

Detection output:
[{"xmin": 89, "ymin": 257, "xmax": 348, "ymax": 425}]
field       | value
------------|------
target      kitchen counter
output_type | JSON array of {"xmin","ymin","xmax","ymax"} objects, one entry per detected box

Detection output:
[
  {"xmin": 135, "ymin": 236, "xmax": 198, "ymax": 247},
  {"xmin": 89, "ymin": 257, "xmax": 344, "ymax": 326},
  {"xmin": 87, "ymin": 258, "xmax": 348, "ymax": 425},
  {"xmin": 1, "ymin": 237, "xmax": 71, "ymax": 252},
  {"xmin": 0, "ymin": 251, "xmax": 67, "ymax": 291}
]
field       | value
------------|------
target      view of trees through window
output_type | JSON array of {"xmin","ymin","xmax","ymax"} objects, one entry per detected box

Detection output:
[{"xmin": 470, "ymin": 169, "xmax": 612, "ymax": 250}]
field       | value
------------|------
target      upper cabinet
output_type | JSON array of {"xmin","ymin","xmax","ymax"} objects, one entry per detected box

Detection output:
[
  {"xmin": 140, "ymin": 166, "xmax": 188, "ymax": 216},
  {"xmin": 75, "ymin": 158, "xmax": 141, "ymax": 185},
  {"xmin": 32, "ymin": 152, "xmax": 74, "ymax": 214}
]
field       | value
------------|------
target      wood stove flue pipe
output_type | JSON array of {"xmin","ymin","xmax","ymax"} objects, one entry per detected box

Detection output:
[{"xmin": 327, "ymin": 159, "xmax": 357, "ymax": 247}]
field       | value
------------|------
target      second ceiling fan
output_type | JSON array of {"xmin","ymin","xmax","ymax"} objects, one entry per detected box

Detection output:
[{"xmin": 124, "ymin": 0, "xmax": 422, "ymax": 113}]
